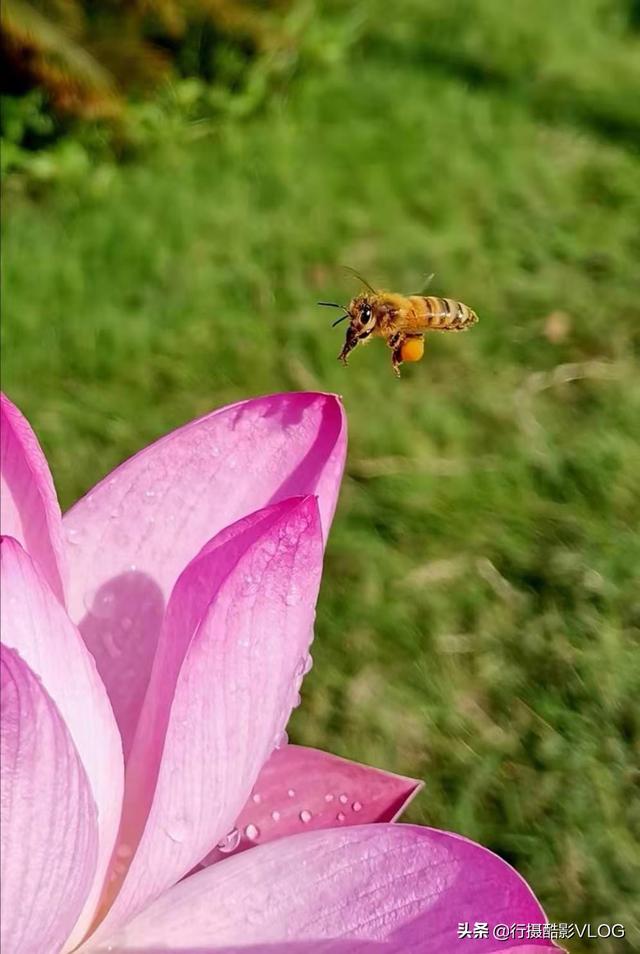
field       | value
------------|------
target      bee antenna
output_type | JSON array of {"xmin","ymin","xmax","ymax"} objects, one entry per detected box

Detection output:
[
  {"xmin": 331, "ymin": 314, "xmax": 349, "ymax": 327},
  {"xmin": 341, "ymin": 266, "xmax": 377, "ymax": 295},
  {"xmin": 318, "ymin": 301, "xmax": 347, "ymax": 309}
]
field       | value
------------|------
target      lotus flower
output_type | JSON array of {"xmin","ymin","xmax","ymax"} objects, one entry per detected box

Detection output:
[{"xmin": 0, "ymin": 391, "xmax": 561, "ymax": 953}]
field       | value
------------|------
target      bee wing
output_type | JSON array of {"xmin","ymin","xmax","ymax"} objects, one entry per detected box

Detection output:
[{"xmin": 414, "ymin": 273, "xmax": 436, "ymax": 295}]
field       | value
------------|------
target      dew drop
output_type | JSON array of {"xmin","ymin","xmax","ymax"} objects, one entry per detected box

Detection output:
[
  {"xmin": 66, "ymin": 527, "xmax": 81, "ymax": 546},
  {"xmin": 299, "ymin": 809, "xmax": 312, "ymax": 824},
  {"xmin": 287, "ymin": 788, "xmax": 296, "ymax": 798},
  {"xmin": 121, "ymin": 616, "xmax": 133, "ymax": 632},
  {"xmin": 352, "ymin": 801, "xmax": 363, "ymax": 813},
  {"xmin": 296, "ymin": 652, "xmax": 313, "ymax": 676},
  {"xmin": 116, "ymin": 843, "xmax": 133, "ymax": 859},
  {"xmin": 144, "ymin": 489, "xmax": 156, "ymax": 501},
  {"xmin": 273, "ymin": 729, "xmax": 288, "ymax": 750},
  {"xmin": 324, "ymin": 793, "xmax": 334, "ymax": 802},
  {"xmin": 165, "ymin": 817, "xmax": 189, "ymax": 843},
  {"xmin": 84, "ymin": 588, "xmax": 117, "ymax": 619},
  {"xmin": 339, "ymin": 793, "xmax": 348, "ymax": 805},
  {"xmin": 336, "ymin": 812, "xmax": 346, "ymax": 822},
  {"xmin": 102, "ymin": 629, "xmax": 121, "ymax": 659},
  {"xmin": 244, "ymin": 823, "xmax": 260, "ymax": 841},
  {"xmin": 217, "ymin": 827, "xmax": 240, "ymax": 853},
  {"xmin": 271, "ymin": 810, "xmax": 281, "ymax": 822},
  {"xmin": 285, "ymin": 587, "xmax": 301, "ymax": 607},
  {"xmin": 252, "ymin": 793, "xmax": 262, "ymax": 804}
]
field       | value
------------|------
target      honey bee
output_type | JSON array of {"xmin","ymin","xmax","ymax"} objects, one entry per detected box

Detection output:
[{"xmin": 319, "ymin": 270, "xmax": 479, "ymax": 376}]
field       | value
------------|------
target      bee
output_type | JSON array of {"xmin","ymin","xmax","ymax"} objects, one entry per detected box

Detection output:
[{"xmin": 319, "ymin": 270, "xmax": 478, "ymax": 376}]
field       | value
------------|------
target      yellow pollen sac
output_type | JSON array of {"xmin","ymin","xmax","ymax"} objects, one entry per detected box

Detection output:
[{"xmin": 400, "ymin": 337, "xmax": 424, "ymax": 363}]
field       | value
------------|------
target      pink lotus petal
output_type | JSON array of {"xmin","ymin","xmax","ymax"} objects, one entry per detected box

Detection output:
[
  {"xmin": 1, "ymin": 644, "xmax": 98, "ymax": 954},
  {"xmin": 92, "ymin": 825, "xmax": 560, "ymax": 953},
  {"xmin": 63, "ymin": 392, "xmax": 346, "ymax": 758},
  {"xmin": 0, "ymin": 537, "xmax": 123, "ymax": 948},
  {"xmin": 0, "ymin": 393, "xmax": 67, "ymax": 603},
  {"xmin": 198, "ymin": 744, "xmax": 422, "ymax": 866},
  {"xmin": 119, "ymin": 502, "xmax": 307, "ymax": 857},
  {"xmin": 92, "ymin": 496, "xmax": 324, "ymax": 941}
]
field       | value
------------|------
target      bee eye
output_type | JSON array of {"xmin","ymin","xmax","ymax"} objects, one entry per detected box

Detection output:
[{"xmin": 361, "ymin": 304, "xmax": 372, "ymax": 323}]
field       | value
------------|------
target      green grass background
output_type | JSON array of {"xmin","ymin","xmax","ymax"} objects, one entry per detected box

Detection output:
[{"xmin": 2, "ymin": 1, "xmax": 639, "ymax": 949}]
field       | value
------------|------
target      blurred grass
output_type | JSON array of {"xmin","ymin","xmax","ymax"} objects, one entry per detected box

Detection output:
[{"xmin": 2, "ymin": 0, "xmax": 640, "ymax": 949}]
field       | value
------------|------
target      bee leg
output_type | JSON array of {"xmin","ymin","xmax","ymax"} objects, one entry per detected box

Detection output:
[
  {"xmin": 338, "ymin": 340, "xmax": 354, "ymax": 365},
  {"xmin": 388, "ymin": 333, "xmax": 405, "ymax": 378},
  {"xmin": 338, "ymin": 326, "xmax": 359, "ymax": 365}
]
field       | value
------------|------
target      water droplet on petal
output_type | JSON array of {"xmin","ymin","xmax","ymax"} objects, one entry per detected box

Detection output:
[
  {"xmin": 165, "ymin": 817, "xmax": 189, "ymax": 843},
  {"xmin": 271, "ymin": 810, "xmax": 281, "ymax": 822},
  {"xmin": 287, "ymin": 788, "xmax": 295, "ymax": 798},
  {"xmin": 285, "ymin": 585, "xmax": 301, "ymax": 607},
  {"xmin": 352, "ymin": 801, "xmax": 362, "ymax": 813},
  {"xmin": 299, "ymin": 810, "xmax": 312, "ymax": 824},
  {"xmin": 273, "ymin": 729, "xmax": 288, "ymax": 750},
  {"xmin": 244, "ymin": 823, "xmax": 260, "ymax": 841},
  {"xmin": 336, "ymin": 811, "xmax": 346, "ymax": 822},
  {"xmin": 252, "ymin": 793, "xmax": 262, "ymax": 804},
  {"xmin": 144, "ymin": 489, "xmax": 156, "ymax": 501},
  {"xmin": 84, "ymin": 588, "xmax": 117, "ymax": 619},
  {"xmin": 339, "ymin": 793, "xmax": 348, "ymax": 805},
  {"xmin": 66, "ymin": 527, "xmax": 81, "ymax": 546},
  {"xmin": 295, "ymin": 652, "xmax": 313, "ymax": 677},
  {"xmin": 324, "ymin": 793, "xmax": 334, "ymax": 802},
  {"xmin": 121, "ymin": 616, "xmax": 132, "ymax": 632},
  {"xmin": 217, "ymin": 827, "xmax": 240, "ymax": 853}
]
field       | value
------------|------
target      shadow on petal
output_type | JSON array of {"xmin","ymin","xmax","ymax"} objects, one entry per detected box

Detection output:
[{"xmin": 79, "ymin": 570, "xmax": 165, "ymax": 757}]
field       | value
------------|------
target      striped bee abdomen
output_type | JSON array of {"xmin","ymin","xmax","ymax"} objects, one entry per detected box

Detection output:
[{"xmin": 419, "ymin": 296, "xmax": 478, "ymax": 331}]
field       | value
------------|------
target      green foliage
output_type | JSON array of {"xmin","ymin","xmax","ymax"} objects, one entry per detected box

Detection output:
[
  {"xmin": 2, "ymin": 1, "xmax": 639, "ymax": 950},
  {"xmin": 0, "ymin": 0, "xmax": 308, "ymax": 172},
  {"xmin": 1, "ymin": 0, "xmax": 119, "ymax": 116},
  {"xmin": 1, "ymin": 1, "xmax": 365, "ymax": 182},
  {"xmin": 1, "ymin": 0, "xmax": 295, "ymax": 108}
]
